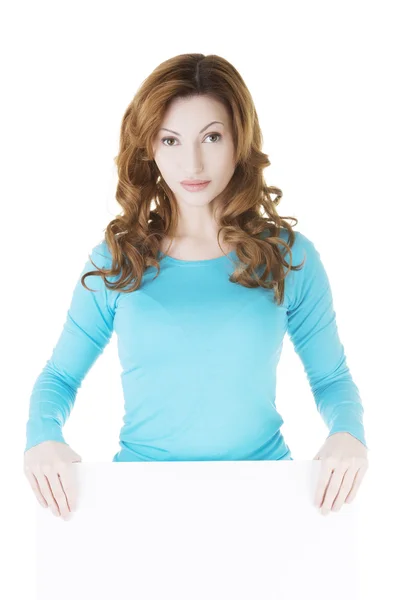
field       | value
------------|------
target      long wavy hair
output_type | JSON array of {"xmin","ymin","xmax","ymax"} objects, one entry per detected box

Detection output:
[{"xmin": 81, "ymin": 53, "xmax": 305, "ymax": 306}]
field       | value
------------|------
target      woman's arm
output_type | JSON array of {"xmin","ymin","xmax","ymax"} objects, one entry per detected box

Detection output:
[
  {"xmin": 285, "ymin": 231, "xmax": 368, "ymax": 449},
  {"xmin": 24, "ymin": 240, "xmax": 117, "ymax": 453}
]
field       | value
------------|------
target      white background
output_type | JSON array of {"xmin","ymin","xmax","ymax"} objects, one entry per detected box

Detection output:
[{"xmin": 1, "ymin": 1, "xmax": 398, "ymax": 598}]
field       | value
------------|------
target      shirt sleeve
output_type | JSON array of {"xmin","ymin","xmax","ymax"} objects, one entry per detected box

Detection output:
[
  {"xmin": 285, "ymin": 230, "xmax": 368, "ymax": 450},
  {"xmin": 24, "ymin": 240, "xmax": 118, "ymax": 453}
]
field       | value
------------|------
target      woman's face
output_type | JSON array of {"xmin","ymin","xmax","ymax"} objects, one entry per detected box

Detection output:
[{"xmin": 152, "ymin": 95, "xmax": 236, "ymax": 209}]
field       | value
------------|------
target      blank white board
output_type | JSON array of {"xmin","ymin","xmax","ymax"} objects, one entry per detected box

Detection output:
[{"xmin": 36, "ymin": 460, "xmax": 361, "ymax": 599}]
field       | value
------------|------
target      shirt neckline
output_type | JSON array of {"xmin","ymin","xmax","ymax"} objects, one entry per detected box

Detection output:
[{"xmin": 157, "ymin": 248, "xmax": 237, "ymax": 266}]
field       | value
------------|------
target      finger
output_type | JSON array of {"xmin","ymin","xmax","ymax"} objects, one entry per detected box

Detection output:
[
  {"xmin": 314, "ymin": 461, "xmax": 335, "ymax": 507},
  {"xmin": 332, "ymin": 466, "xmax": 359, "ymax": 511},
  {"xmin": 45, "ymin": 470, "xmax": 71, "ymax": 518},
  {"xmin": 25, "ymin": 470, "xmax": 48, "ymax": 508},
  {"xmin": 57, "ymin": 463, "xmax": 79, "ymax": 512},
  {"xmin": 345, "ymin": 464, "xmax": 368, "ymax": 503},
  {"xmin": 36, "ymin": 471, "xmax": 61, "ymax": 516},
  {"xmin": 321, "ymin": 464, "xmax": 348, "ymax": 512}
]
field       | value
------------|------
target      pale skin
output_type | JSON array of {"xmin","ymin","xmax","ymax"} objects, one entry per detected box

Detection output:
[
  {"xmin": 313, "ymin": 432, "xmax": 369, "ymax": 515},
  {"xmin": 152, "ymin": 94, "xmax": 236, "ymax": 260}
]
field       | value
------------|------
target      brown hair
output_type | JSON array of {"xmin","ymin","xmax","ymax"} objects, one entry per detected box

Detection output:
[{"xmin": 82, "ymin": 53, "xmax": 305, "ymax": 306}]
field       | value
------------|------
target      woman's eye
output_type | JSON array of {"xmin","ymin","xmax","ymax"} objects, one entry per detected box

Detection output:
[
  {"xmin": 206, "ymin": 133, "xmax": 221, "ymax": 143},
  {"xmin": 161, "ymin": 133, "xmax": 222, "ymax": 146},
  {"xmin": 161, "ymin": 137, "xmax": 178, "ymax": 147}
]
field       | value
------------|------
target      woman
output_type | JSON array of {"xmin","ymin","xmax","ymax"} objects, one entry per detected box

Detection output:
[{"xmin": 23, "ymin": 53, "xmax": 369, "ymax": 520}]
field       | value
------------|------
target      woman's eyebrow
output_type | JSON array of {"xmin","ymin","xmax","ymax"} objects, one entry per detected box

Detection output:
[{"xmin": 159, "ymin": 121, "xmax": 224, "ymax": 137}]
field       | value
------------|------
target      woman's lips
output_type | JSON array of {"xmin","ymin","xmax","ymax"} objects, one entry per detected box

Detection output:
[{"xmin": 180, "ymin": 181, "xmax": 210, "ymax": 192}]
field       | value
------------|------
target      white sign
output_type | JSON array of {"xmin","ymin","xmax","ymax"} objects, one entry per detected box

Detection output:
[{"xmin": 36, "ymin": 461, "xmax": 361, "ymax": 599}]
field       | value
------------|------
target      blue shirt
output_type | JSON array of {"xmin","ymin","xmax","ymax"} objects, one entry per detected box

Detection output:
[{"xmin": 24, "ymin": 228, "xmax": 368, "ymax": 461}]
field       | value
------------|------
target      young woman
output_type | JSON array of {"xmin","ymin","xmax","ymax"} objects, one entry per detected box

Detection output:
[{"xmin": 23, "ymin": 53, "xmax": 369, "ymax": 520}]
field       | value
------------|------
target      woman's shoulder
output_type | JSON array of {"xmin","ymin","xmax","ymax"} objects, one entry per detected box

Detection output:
[
  {"xmin": 89, "ymin": 238, "xmax": 113, "ymax": 268},
  {"xmin": 260, "ymin": 226, "xmax": 313, "ymax": 257}
]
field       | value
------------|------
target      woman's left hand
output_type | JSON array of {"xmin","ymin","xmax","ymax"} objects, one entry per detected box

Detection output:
[{"xmin": 313, "ymin": 432, "xmax": 369, "ymax": 516}]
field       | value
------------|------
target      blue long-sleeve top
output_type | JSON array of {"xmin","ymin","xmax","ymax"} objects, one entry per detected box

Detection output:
[{"xmin": 24, "ymin": 228, "xmax": 367, "ymax": 461}]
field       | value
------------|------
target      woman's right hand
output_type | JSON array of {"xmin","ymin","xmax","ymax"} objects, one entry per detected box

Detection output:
[{"xmin": 23, "ymin": 441, "xmax": 82, "ymax": 521}]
